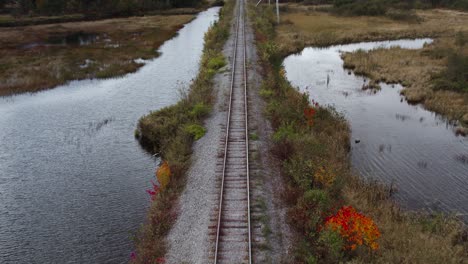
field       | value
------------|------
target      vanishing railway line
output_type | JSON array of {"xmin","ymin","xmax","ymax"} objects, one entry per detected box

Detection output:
[{"xmin": 214, "ymin": 0, "xmax": 252, "ymax": 263}]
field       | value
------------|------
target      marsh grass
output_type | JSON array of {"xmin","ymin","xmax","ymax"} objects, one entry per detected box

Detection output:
[
  {"xmin": 131, "ymin": 1, "xmax": 233, "ymax": 262},
  {"xmin": 275, "ymin": 4, "xmax": 468, "ymax": 53},
  {"xmin": 0, "ymin": 14, "xmax": 193, "ymax": 96},
  {"xmin": 250, "ymin": 2, "xmax": 467, "ymax": 263},
  {"xmin": 275, "ymin": 2, "xmax": 468, "ymax": 125},
  {"xmin": 341, "ymin": 37, "xmax": 468, "ymax": 123}
]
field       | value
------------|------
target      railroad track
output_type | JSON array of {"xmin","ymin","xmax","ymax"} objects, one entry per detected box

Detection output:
[{"xmin": 214, "ymin": 0, "xmax": 251, "ymax": 263}]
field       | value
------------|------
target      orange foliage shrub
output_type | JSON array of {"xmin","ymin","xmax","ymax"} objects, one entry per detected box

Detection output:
[
  {"xmin": 324, "ymin": 206, "xmax": 380, "ymax": 251},
  {"xmin": 156, "ymin": 161, "xmax": 171, "ymax": 190},
  {"xmin": 304, "ymin": 106, "xmax": 316, "ymax": 126},
  {"xmin": 314, "ymin": 166, "xmax": 336, "ymax": 188}
]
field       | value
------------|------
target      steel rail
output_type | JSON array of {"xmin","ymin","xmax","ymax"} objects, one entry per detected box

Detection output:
[{"xmin": 214, "ymin": 0, "xmax": 251, "ymax": 263}]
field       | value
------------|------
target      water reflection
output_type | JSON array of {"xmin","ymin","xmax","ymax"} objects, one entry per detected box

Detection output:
[
  {"xmin": 284, "ymin": 39, "xmax": 468, "ymax": 221},
  {"xmin": 0, "ymin": 7, "xmax": 220, "ymax": 263}
]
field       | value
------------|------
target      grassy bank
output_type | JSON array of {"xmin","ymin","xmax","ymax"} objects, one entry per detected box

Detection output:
[
  {"xmin": 341, "ymin": 36, "xmax": 468, "ymax": 128},
  {"xmin": 275, "ymin": 3, "xmax": 468, "ymax": 129},
  {"xmin": 0, "ymin": 14, "xmax": 194, "ymax": 97},
  {"xmin": 250, "ymin": 3, "xmax": 467, "ymax": 263},
  {"xmin": 276, "ymin": 4, "xmax": 468, "ymax": 52},
  {"xmin": 131, "ymin": 1, "xmax": 232, "ymax": 262}
]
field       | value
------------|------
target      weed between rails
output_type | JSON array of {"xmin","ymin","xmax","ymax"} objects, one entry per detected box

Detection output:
[
  {"xmin": 131, "ymin": 1, "xmax": 232, "ymax": 263},
  {"xmin": 249, "ymin": 3, "xmax": 467, "ymax": 263}
]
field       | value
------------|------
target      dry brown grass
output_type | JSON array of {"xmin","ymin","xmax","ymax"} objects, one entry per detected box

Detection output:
[
  {"xmin": 276, "ymin": 4, "xmax": 468, "ymax": 52},
  {"xmin": 341, "ymin": 37, "xmax": 468, "ymax": 124},
  {"xmin": 275, "ymin": 3, "xmax": 468, "ymax": 126},
  {"xmin": 0, "ymin": 14, "xmax": 193, "ymax": 96},
  {"xmin": 344, "ymin": 175, "xmax": 468, "ymax": 263}
]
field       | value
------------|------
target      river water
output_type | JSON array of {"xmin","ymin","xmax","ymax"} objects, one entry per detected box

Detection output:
[
  {"xmin": 284, "ymin": 39, "xmax": 468, "ymax": 221},
  {"xmin": 0, "ymin": 7, "xmax": 220, "ymax": 263}
]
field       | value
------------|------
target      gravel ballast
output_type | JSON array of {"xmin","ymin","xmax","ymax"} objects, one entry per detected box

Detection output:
[
  {"xmin": 165, "ymin": 6, "xmax": 236, "ymax": 263},
  {"xmin": 166, "ymin": 0, "xmax": 291, "ymax": 262}
]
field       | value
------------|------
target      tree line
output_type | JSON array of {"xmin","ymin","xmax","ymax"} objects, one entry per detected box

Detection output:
[{"xmin": 0, "ymin": 0, "xmax": 203, "ymax": 16}]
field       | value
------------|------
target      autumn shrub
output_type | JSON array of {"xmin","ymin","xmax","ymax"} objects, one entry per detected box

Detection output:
[
  {"xmin": 156, "ymin": 161, "xmax": 171, "ymax": 190},
  {"xmin": 324, "ymin": 206, "xmax": 381, "ymax": 251}
]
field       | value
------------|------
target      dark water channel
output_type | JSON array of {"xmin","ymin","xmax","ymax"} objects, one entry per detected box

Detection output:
[
  {"xmin": 0, "ymin": 7, "xmax": 220, "ymax": 263},
  {"xmin": 284, "ymin": 39, "xmax": 468, "ymax": 221}
]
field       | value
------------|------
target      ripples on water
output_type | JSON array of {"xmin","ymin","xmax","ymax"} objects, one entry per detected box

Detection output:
[
  {"xmin": 0, "ymin": 7, "xmax": 220, "ymax": 263},
  {"xmin": 284, "ymin": 39, "xmax": 468, "ymax": 222}
]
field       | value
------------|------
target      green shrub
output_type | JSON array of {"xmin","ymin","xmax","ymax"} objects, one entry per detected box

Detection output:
[
  {"xmin": 451, "ymin": 0, "xmax": 468, "ymax": 11},
  {"xmin": 184, "ymin": 124, "xmax": 206, "ymax": 140},
  {"xmin": 455, "ymin": 31, "xmax": 468, "ymax": 48},
  {"xmin": 272, "ymin": 123, "xmax": 298, "ymax": 142},
  {"xmin": 318, "ymin": 228, "xmax": 345, "ymax": 262},
  {"xmin": 189, "ymin": 103, "xmax": 211, "ymax": 118},
  {"xmin": 422, "ymin": 47, "xmax": 452, "ymax": 59},
  {"xmin": 249, "ymin": 132, "xmax": 259, "ymax": 140},
  {"xmin": 332, "ymin": 0, "xmax": 387, "ymax": 16},
  {"xmin": 207, "ymin": 54, "xmax": 226, "ymax": 71},
  {"xmin": 418, "ymin": 213, "xmax": 458, "ymax": 235},
  {"xmin": 304, "ymin": 189, "xmax": 330, "ymax": 208},
  {"xmin": 385, "ymin": 8, "xmax": 421, "ymax": 22},
  {"xmin": 259, "ymin": 88, "xmax": 274, "ymax": 97},
  {"xmin": 285, "ymin": 157, "xmax": 315, "ymax": 190},
  {"xmin": 432, "ymin": 52, "xmax": 468, "ymax": 92},
  {"xmin": 306, "ymin": 255, "xmax": 318, "ymax": 264}
]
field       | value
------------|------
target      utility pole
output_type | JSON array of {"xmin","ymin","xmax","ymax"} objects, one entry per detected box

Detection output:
[{"xmin": 256, "ymin": 0, "xmax": 280, "ymax": 24}]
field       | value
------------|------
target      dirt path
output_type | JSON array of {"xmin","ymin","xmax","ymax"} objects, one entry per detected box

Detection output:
[{"xmin": 166, "ymin": 0, "xmax": 290, "ymax": 262}]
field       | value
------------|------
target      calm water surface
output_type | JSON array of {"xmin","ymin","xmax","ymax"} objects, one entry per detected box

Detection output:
[
  {"xmin": 284, "ymin": 39, "xmax": 468, "ymax": 221},
  {"xmin": 0, "ymin": 7, "xmax": 220, "ymax": 263}
]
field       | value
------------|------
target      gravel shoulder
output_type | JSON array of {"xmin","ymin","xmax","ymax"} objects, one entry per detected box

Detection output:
[
  {"xmin": 166, "ymin": 1, "xmax": 291, "ymax": 262},
  {"xmin": 165, "ymin": 6, "xmax": 236, "ymax": 264},
  {"xmin": 244, "ymin": 9, "xmax": 292, "ymax": 263}
]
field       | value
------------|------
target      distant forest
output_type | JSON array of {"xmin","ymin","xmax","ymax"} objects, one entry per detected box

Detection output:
[
  {"xmin": 0, "ymin": 0, "xmax": 204, "ymax": 16},
  {"xmin": 285, "ymin": 0, "xmax": 468, "ymax": 11}
]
